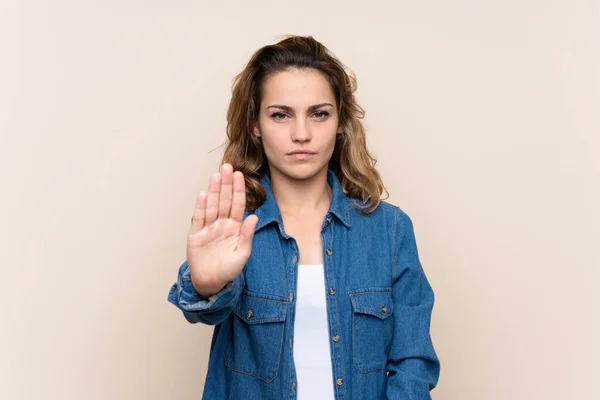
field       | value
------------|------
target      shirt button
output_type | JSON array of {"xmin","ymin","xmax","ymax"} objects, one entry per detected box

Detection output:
[
  {"xmin": 336, "ymin": 378, "xmax": 344, "ymax": 386},
  {"xmin": 289, "ymin": 292, "xmax": 294, "ymax": 302},
  {"xmin": 326, "ymin": 248, "xmax": 332, "ymax": 256},
  {"xmin": 292, "ymin": 381, "xmax": 296, "ymax": 391},
  {"xmin": 329, "ymin": 288, "xmax": 336, "ymax": 295},
  {"xmin": 333, "ymin": 334, "xmax": 340, "ymax": 342},
  {"xmin": 293, "ymin": 255, "xmax": 297, "ymax": 263},
  {"xmin": 326, "ymin": 216, "xmax": 331, "ymax": 223},
  {"xmin": 382, "ymin": 304, "xmax": 387, "ymax": 313},
  {"xmin": 246, "ymin": 309, "xmax": 253, "ymax": 319}
]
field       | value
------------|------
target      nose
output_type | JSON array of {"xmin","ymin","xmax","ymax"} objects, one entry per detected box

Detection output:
[{"xmin": 291, "ymin": 118, "xmax": 311, "ymax": 143}]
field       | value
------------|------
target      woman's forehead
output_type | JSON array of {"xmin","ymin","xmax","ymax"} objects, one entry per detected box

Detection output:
[{"xmin": 261, "ymin": 68, "xmax": 335, "ymax": 107}]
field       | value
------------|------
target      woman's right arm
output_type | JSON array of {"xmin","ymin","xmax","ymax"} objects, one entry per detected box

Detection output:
[
  {"xmin": 167, "ymin": 164, "xmax": 258, "ymax": 325},
  {"xmin": 168, "ymin": 260, "xmax": 245, "ymax": 325}
]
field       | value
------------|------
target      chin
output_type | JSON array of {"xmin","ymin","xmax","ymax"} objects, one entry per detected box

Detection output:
[{"xmin": 272, "ymin": 162, "xmax": 328, "ymax": 181}]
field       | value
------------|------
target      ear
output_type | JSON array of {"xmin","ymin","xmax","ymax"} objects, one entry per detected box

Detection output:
[
  {"xmin": 252, "ymin": 121, "xmax": 261, "ymax": 138},
  {"xmin": 336, "ymin": 125, "xmax": 343, "ymax": 134}
]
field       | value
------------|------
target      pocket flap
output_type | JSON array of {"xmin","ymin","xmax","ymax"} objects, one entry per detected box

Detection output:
[
  {"xmin": 349, "ymin": 289, "xmax": 393, "ymax": 320},
  {"xmin": 234, "ymin": 291, "xmax": 288, "ymax": 324}
]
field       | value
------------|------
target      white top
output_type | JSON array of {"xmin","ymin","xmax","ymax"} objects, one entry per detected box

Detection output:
[{"xmin": 293, "ymin": 263, "xmax": 335, "ymax": 399}]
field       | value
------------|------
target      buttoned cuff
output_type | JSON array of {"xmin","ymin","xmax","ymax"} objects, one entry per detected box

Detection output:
[{"xmin": 168, "ymin": 261, "xmax": 243, "ymax": 313}]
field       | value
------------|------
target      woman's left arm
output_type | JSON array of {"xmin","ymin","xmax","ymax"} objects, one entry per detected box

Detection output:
[{"xmin": 386, "ymin": 209, "xmax": 440, "ymax": 399}]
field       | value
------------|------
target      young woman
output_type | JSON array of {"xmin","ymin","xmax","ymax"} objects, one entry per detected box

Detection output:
[{"xmin": 168, "ymin": 35, "xmax": 440, "ymax": 399}]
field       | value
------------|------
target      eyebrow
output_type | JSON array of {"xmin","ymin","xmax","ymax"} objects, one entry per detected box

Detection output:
[{"xmin": 266, "ymin": 103, "xmax": 334, "ymax": 112}]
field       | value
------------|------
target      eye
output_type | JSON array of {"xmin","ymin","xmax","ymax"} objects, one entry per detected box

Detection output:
[
  {"xmin": 313, "ymin": 110, "xmax": 330, "ymax": 120},
  {"xmin": 271, "ymin": 112, "xmax": 289, "ymax": 121}
]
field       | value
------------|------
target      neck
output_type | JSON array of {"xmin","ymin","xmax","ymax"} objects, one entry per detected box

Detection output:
[{"xmin": 269, "ymin": 167, "xmax": 332, "ymax": 218}]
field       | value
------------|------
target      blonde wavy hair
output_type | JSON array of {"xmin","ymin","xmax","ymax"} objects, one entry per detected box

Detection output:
[{"xmin": 222, "ymin": 35, "xmax": 387, "ymax": 213}]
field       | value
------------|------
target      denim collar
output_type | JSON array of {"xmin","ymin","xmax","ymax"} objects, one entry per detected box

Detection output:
[{"xmin": 253, "ymin": 169, "xmax": 353, "ymax": 234}]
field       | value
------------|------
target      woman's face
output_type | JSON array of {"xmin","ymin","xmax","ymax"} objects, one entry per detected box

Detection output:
[{"xmin": 253, "ymin": 68, "xmax": 342, "ymax": 181}]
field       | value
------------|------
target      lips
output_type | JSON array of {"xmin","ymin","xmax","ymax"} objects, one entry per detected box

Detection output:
[
  {"xmin": 287, "ymin": 150, "xmax": 316, "ymax": 161},
  {"xmin": 288, "ymin": 150, "xmax": 316, "ymax": 155}
]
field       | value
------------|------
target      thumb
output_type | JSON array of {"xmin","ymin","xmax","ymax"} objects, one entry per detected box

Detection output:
[{"xmin": 238, "ymin": 214, "xmax": 258, "ymax": 255}]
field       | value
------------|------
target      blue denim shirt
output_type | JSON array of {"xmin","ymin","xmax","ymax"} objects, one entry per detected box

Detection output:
[{"xmin": 168, "ymin": 170, "xmax": 440, "ymax": 399}]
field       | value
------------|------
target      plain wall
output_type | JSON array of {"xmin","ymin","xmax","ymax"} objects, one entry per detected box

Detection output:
[{"xmin": 1, "ymin": 1, "xmax": 598, "ymax": 399}]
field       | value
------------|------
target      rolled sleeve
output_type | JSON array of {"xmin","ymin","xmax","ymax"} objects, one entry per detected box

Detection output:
[{"xmin": 168, "ymin": 260, "xmax": 244, "ymax": 325}]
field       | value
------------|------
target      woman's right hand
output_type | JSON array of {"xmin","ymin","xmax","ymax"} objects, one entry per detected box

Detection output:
[{"xmin": 187, "ymin": 163, "xmax": 258, "ymax": 297}]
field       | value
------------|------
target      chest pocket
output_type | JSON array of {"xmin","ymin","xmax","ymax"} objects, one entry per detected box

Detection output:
[
  {"xmin": 224, "ymin": 290, "xmax": 288, "ymax": 383},
  {"xmin": 349, "ymin": 288, "xmax": 394, "ymax": 374}
]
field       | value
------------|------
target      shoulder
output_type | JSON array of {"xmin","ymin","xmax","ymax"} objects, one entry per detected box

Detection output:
[
  {"xmin": 343, "ymin": 198, "xmax": 415, "ymax": 245},
  {"xmin": 349, "ymin": 198, "xmax": 413, "ymax": 226}
]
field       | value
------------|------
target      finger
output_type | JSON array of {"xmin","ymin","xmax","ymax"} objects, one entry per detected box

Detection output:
[
  {"xmin": 230, "ymin": 171, "xmax": 246, "ymax": 223},
  {"xmin": 237, "ymin": 214, "xmax": 258, "ymax": 256},
  {"xmin": 205, "ymin": 173, "xmax": 220, "ymax": 225},
  {"xmin": 190, "ymin": 192, "xmax": 207, "ymax": 234},
  {"xmin": 218, "ymin": 164, "xmax": 234, "ymax": 220}
]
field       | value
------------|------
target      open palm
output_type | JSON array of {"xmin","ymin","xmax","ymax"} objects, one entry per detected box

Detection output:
[{"xmin": 187, "ymin": 164, "xmax": 258, "ymax": 297}]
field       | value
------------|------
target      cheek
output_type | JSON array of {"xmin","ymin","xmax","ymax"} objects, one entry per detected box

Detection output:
[
  {"xmin": 258, "ymin": 129, "xmax": 285, "ymax": 155},
  {"xmin": 318, "ymin": 122, "xmax": 340, "ymax": 144}
]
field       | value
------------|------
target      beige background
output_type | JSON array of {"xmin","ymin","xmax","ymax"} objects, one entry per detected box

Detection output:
[{"xmin": 1, "ymin": 1, "xmax": 599, "ymax": 399}]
